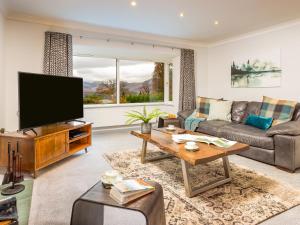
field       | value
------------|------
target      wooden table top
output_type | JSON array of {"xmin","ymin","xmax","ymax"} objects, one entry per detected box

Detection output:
[{"xmin": 131, "ymin": 128, "xmax": 249, "ymax": 166}]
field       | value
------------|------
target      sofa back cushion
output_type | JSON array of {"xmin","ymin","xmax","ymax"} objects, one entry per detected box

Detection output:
[
  {"xmin": 231, "ymin": 101, "xmax": 248, "ymax": 123},
  {"xmin": 292, "ymin": 103, "xmax": 300, "ymax": 121},
  {"xmin": 243, "ymin": 101, "xmax": 262, "ymax": 122}
]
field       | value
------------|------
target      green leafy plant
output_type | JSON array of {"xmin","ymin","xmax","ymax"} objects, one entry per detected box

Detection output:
[{"xmin": 125, "ymin": 106, "xmax": 166, "ymax": 124}]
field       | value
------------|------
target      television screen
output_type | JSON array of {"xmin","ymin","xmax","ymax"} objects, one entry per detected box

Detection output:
[{"xmin": 18, "ymin": 72, "xmax": 84, "ymax": 130}]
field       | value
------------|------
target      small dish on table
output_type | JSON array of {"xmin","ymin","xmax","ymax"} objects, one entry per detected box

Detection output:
[
  {"xmin": 100, "ymin": 170, "xmax": 123, "ymax": 189},
  {"xmin": 166, "ymin": 124, "xmax": 176, "ymax": 131},
  {"xmin": 184, "ymin": 141, "xmax": 199, "ymax": 152}
]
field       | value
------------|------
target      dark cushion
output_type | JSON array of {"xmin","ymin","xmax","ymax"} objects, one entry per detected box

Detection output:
[
  {"xmin": 231, "ymin": 101, "xmax": 248, "ymax": 123},
  {"xmin": 292, "ymin": 103, "xmax": 300, "ymax": 121},
  {"xmin": 177, "ymin": 110, "xmax": 194, "ymax": 120},
  {"xmin": 243, "ymin": 101, "xmax": 262, "ymax": 122},
  {"xmin": 196, "ymin": 120, "xmax": 231, "ymax": 137},
  {"xmin": 266, "ymin": 121, "xmax": 300, "ymax": 137},
  {"xmin": 219, "ymin": 124, "xmax": 274, "ymax": 150},
  {"xmin": 245, "ymin": 114, "xmax": 273, "ymax": 130}
]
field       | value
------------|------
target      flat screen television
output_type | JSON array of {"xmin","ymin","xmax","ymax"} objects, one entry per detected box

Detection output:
[{"xmin": 18, "ymin": 72, "xmax": 84, "ymax": 130}]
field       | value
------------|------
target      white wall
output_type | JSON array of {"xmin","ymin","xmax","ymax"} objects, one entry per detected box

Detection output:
[
  {"xmin": 195, "ymin": 47, "xmax": 208, "ymax": 97},
  {"xmin": 204, "ymin": 22, "xmax": 300, "ymax": 102},
  {"xmin": 4, "ymin": 20, "xmax": 46, "ymax": 131},
  {"xmin": 0, "ymin": 10, "xmax": 5, "ymax": 128},
  {"xmin": 3, "ymin": 19, "xmax": 183, "ymax": 131}
]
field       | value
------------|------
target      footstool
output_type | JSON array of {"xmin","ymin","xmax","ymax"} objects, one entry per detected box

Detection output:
[{"xmin": 70, "ymin": 181, "xmax": 166, "ymax": 225}]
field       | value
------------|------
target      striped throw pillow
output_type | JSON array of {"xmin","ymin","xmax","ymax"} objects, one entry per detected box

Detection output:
[{"xmin": 259, "ymin": 96, "xmax": 297, "ymax": 126}]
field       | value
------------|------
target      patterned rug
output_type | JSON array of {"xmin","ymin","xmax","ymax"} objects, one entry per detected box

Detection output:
[{"xmin": 104, "ymin": 149, "xmax": 300, "ymax": 225}]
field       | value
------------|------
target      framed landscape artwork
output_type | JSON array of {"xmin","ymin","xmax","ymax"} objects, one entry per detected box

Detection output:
[{"xmin": 231, "ymin": 49, "xmax": 282, "ymax": 88}]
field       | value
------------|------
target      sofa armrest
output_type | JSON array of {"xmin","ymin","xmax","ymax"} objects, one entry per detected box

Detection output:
[
  {"xmin": 266, "ymin": 121, "xmax": 300, "ymax": 137},
  {"xmin": 177, "ymin": 110, "xmax": 194, "ymax": 129},
  {"xmin": 274, "ymin": 134, "xmax": 300, "ymax": 171},
  {"xmin": 177, "ymin": 110, "xmax": 194, "ymax": 120}
]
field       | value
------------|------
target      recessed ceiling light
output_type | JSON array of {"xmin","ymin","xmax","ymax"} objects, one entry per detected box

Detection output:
[
  {"xmin": 214, "ymin": 20, "xmax": 219, "ymax": 25},
  {"xmin": 179, "ymin": 12, "xmax": 184, "ymax": 18},
  {"xmin": 131, "ymin": 1, "xmax": 137, "ymax": 6}
]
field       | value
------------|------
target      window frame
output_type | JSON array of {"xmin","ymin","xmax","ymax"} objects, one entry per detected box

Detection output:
[{"xmin": 74, "ymin": 56, "xmax": 174, "ymax": 108}]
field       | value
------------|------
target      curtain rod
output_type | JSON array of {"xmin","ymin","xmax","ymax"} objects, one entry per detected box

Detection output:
[{"xmin": 74, "ymin": 35, "xmax": 183, "ymax": 51}]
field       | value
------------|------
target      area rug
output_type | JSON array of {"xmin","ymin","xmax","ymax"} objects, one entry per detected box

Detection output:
[{"xmin": 104, "ymin": 149, "xmax": 300, "ymax": 225}]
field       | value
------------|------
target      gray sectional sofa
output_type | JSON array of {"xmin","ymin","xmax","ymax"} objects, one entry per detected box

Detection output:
[{"xmin": 178, "ymin": 101, "xmax": 300, "ymax": 172}]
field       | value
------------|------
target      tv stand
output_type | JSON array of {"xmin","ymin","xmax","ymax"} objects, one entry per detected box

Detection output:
[
  {"xmin": 22, "ymin": 128, "xmax": 38, "ymax": 136},
  {"xmin": 0, "ymin": 122, "xmax": 92, "ymax": 178}
]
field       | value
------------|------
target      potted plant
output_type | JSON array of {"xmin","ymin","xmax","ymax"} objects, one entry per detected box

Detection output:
[{"xmin": 126, "ymin": 106, "xmax": 165, "ymax": 134}]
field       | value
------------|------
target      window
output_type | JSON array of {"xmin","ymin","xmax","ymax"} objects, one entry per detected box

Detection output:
[
  {"xmin": 74, "ymin": 56, "xmax": 171, "ymax": 105},
  {"xmin": 120, "ymin": 60, "xmax": 164, "ymax": 104},
  {"xmin": 73, "ymin": 56, "xmax": 117, "ymax": 104},
  {"xmin": 168, "ymin": 63, "xmax": 173, "ymax": 102}
]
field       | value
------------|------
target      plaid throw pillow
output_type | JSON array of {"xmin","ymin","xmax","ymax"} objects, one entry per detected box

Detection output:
[
  {"xmin": 259, "ymin": 96, "xmax": 297, "ymax": 126},
  {"xmin": 197, "ymin": 97, "xmax": 211, "ymax": 115},
  {"xmin": 196, "ymin": 97, "xmax": 222, "ymax": 118}
]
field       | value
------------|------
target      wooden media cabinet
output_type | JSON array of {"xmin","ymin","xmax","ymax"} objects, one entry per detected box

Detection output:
[{"xmin": 0, "ymin": 122, "xmax": 92, "ymax": 177}]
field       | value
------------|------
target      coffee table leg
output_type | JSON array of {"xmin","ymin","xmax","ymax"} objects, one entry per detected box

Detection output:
[
  {"xmin": 181, "ymin": 156, "xmax": 232, "ymax": 198},
  {"xmin": 140, "ymin": 140, "xmax": 174, "ymax": 164},
  {"xmin": 222, "ymin": 156, "xmax": 231, "ymax": 178},
  {"xmin": 141, "ymin": 140, "xmax": 148, "ymax": 164},
  {"xmin": 181, "ymin": 159, "xmax": 193, "ymax": 197}
]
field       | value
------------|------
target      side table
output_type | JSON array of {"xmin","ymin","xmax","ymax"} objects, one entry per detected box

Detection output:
[
  {"xmin": 70, "ymin": 181, "xmax": 166, "ymax": 225},
  {"xmin": 158, "ymin": 117, "xmax": 180, "ymax": 128}
]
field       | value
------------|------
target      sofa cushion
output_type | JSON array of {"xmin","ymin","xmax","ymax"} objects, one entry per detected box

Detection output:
[
  {"xmin": 292, "ymin": 103, "xmax": 300, "ymax": 121},
  {"xmin": 231, "ymin": 101, "xmax": 248, "ymax": 123},
  {"xmin": 245, "ymin": 114, "xmax": 273, "ymax": 130},
  {"xmin": 196, "ymin": 97, "xmax": 223, "ymax": 118},
  {"xmin": 243, "ymin": 101, "xmax": 262, "ymax": 122},
  {"xmin": 196, "ymin": 97, "xmax": 213, "ymax": 116},
  {"xmin": 207, "ymin": 100, "xmax": 233, "ymax": 121},
  {"xmin": 219, "ymin": 124, "xmax": 274, "ymax": 150},
  {"xmin": 260, "ymin": 96, "xmax": 297, "ymax": 126},
  {"xmin": 196, "ymin": 120, "xmax": 231, "ymax": 137}
]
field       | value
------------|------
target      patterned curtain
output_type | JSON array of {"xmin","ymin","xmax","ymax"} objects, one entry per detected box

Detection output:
[
  {"xmin": 43, "ymin": 31, "xmax": 73, "ymax": 77},
  {"xmin": 179, "ymin": 49, "xmax": 196, "ymax": 111}
]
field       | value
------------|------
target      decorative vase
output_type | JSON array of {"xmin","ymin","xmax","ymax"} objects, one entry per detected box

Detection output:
[{"xmin": 141, "ymin": 123, "xmax": 152, "ymax": 134}]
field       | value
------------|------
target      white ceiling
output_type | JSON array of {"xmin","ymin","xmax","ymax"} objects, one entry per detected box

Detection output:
[{"xmin": 3, "ymin": 0, "xmax": 300, "ymax": 42}]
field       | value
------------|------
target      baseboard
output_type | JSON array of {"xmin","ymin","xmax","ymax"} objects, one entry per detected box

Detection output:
[{"xmin": 92, "ymin": 123, "xmax": 157, "ymax": 134}]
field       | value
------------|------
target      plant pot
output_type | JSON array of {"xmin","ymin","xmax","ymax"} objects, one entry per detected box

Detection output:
[{"xmin": 141, "ymin": 123, "xmax": 152, "ymax": 134}]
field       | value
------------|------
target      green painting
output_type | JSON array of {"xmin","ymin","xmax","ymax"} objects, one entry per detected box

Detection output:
[{"xmin": 231, "ymin": 51, "xmax": 282, "ymax": 88}]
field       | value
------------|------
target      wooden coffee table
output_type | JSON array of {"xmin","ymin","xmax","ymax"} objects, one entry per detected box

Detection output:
[{"xmin": 131, "ymin": 128, "xmax": 249, "ymax": 197}]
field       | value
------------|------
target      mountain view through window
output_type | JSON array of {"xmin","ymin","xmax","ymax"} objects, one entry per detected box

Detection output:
[
  {"xmin": 120, "ymin": 60, "xmax": 164, "ymax": 103},
  {"xmin": 74, "ymin": 56, "xmax": 165, "ymax": 105}
]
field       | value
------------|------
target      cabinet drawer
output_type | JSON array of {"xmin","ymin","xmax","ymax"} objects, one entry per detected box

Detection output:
[{"xmin": 36, "ymin": 132, "xmax": 67, "ymax": 168}]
